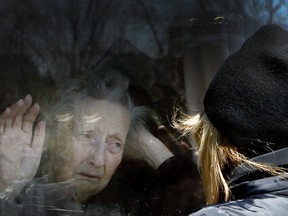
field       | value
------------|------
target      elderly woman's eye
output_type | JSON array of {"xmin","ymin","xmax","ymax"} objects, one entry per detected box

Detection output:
[
  {"xmin": 107, "ymin": 142, "xmax": 123, "ymax": 154},
  {"xmin": 81, "ymin": 133, "xmax": 90, "ymax": 139},
  {"xmin": 72, "ymin": 131, "xmax": 91, "ymax": 140}
]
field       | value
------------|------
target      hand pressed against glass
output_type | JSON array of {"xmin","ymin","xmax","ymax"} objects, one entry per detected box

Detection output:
[
  {"xmin": 49, "ymin": 97, "xmax": 130, "ymax": 202},
  {"xmin": 0, "ymin": 95, "xmax": 46, "ymax": 200}
]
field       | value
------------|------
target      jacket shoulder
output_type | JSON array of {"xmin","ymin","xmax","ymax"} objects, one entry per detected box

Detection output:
[{"xmin": 190, "ymin": 193, "xmax": 288, "ymax": 216}]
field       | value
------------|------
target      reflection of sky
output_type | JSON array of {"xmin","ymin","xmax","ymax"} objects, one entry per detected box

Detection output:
[
  {"xmin": 0, "ymin": 0, "xmax": 287, "ymax": 73},
  {"xmin": 117, "ymin": 0, "xmax": 288, "ymax": 57},
  {"xmin": 242, "ymin": 0, "xmax": 288, "ymax": 26}
]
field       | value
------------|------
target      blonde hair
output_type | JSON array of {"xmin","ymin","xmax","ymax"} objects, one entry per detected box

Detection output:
[{"xmin": 174, "ymin": 113, "xmax": 287, "ymax": 205}]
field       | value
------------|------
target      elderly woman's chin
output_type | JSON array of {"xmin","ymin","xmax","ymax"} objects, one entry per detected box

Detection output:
[{"xmin": 71, "ymin": 178, "xmax": 107, "ymax": 203}]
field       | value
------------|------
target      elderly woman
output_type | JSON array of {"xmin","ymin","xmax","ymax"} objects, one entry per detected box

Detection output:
[{"xmin": 0, "ymin": 68, "xmax": 144, "ymax": 211}]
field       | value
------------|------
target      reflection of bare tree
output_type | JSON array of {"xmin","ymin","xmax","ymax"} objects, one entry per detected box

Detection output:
[
  {"xmin": 136, "ymin": 0, "xmax": 165, "ymax": 58},
  {"xmin": 0, "ymin": 0, "xmax": 114, "ymax": 84},
  {"xmin": 0, "ymin": 0, "xmax": 286, "ymax": 94}
]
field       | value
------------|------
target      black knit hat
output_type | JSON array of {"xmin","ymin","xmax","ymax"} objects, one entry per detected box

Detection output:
[{"xmin": 204, "ymin": 24, "xmax": 288, "ymax": 153}]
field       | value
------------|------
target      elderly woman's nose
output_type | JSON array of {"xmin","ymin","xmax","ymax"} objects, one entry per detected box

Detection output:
[{"xmin": 88, "ymin": 140, "xmax": 105, "ymax": 167}]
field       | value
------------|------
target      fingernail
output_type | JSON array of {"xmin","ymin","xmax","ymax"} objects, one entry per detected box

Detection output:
[
  {"xmin": 25, "ymin": 94, "xmax": 32, "ymax": 101},
  {"xmin": 42, "ymin": 121, "xmax": 46, "ymax": 128},
  {"xmin": 5, "ymin": 107, "xmax": 11, "ymax": 114},
  {"xmin": 39, "ymin": 120, "xmax": 46, "ymax": 129},
  {"xmin": 17, "ymin": 99, "xmax": 24, "ymax": 105},
  {"xmin": 34, "ymin": 103, "xmax": 40, "ymax": 110}
]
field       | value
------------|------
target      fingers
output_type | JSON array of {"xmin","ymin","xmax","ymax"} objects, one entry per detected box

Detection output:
[
  {"xmin": 1, "ymin": 99, "xmax": 24, "ymax": 131},
  {"xmin": 22, "ymin": 103, "xmax": 40, "ymax": 133},
  {"xmin": 0, "ymin": 107, "xmax": 11, "ymax": 133},
  {"xmin": 0, "ymin": 95, "xmax": 41, "ymax": 134},
  {"xmin": 13, "ymin": 95, "xmax": 33, "ymax": 127},
  {"xmin": 6, "ymin": 99, "xmax": 24, "ymax": 128},
  {"xmin": 31, "ymin": 120, "xmax": 46, "ymax": 155},
  {"xmin": 157, "ymin": 125, "xmax": 175, "ymax": 150}
]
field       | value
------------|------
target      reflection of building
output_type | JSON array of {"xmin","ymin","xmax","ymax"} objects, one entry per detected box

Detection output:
[
  {"xmin": 0, "ymin": 0, "xmax": 287, "ymax": 112},
  {"xmin": 0, "ymin": 0, "xmax": 287, "ymax": 115},
  {"xmin": 166, "ymin": 7, "xmax": 286, "ymax": 113}
]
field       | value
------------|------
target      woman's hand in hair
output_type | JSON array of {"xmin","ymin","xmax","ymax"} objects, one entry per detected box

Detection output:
[
  {"xmin": 124, "ymin": 123, "xmax": 173, "ymax": 169},
  {"xmin": 0, "ymin": 95, "xmax": 46, "ymax": 201}
]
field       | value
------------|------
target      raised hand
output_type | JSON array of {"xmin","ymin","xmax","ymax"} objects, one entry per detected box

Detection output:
[
  {"xmin": 125, "ymin": 124, "xmax": 173, "ymax": 169},
  {"xmin": 0, "ymin": 95, "xmax": 46, "ymax": 201}
]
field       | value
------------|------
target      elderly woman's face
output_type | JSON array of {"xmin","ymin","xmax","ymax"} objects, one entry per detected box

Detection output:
[{"xmin": 51, "ymin": 96, "xmax": 130, "ymax": 202}]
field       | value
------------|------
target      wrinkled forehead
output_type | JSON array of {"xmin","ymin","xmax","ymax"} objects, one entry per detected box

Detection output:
[{"xmin": 72, "ymin": 96, "xmax": 131, "ymax": 137}]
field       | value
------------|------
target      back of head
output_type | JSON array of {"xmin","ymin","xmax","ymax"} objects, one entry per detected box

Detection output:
[
  {"xmin": 178, "ymin": 25, "xmax": 288, "ymax": 204},
  {"xmin": 204, "ymin": 24, "xmax": 288, "ymax": 157}
]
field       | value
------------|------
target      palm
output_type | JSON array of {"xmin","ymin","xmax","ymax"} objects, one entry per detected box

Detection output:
[{"xmin": 0, "ymin": 95, "xmax": 46, "ymax": 186}]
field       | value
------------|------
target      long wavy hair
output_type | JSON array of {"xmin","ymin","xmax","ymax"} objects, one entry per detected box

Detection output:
[{"xmin": 174, "ymin": 113, "xmax": 286, "ymax": 204}]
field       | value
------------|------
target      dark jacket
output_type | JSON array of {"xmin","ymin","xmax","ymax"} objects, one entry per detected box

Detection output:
[{"xmin": 190, "ymin": 147, "xmax": 288, "ymax": 216}]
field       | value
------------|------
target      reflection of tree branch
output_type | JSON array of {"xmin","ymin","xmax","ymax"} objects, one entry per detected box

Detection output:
[
  {"xmin": 64, "ymin": 2, "xmax": 81, "ymax": 76},
  {"xmin": 82, "ymin": 0, "xmax": 113, "ymax": 72},
  {"xmin": 279, "ymin": 0, "xmax": 286, "ymax": 23},
  {"xmin": 266, "ymin": 0, "xmax": 281, "ymax": 24},
  {"xmin": 137, "ymin": 0, "xmax": 164, "ymax": 58},
  {"xmin": 267, "ymin": 0, "xmax": 273, "ymax": 24},
  {"xmin": 23, "ymin": 35, "xmax": 54, "ymax": 78},
  {"xmin": 23, "ymin": 37, "xmax": 43, "ymax": 60},
  {"xmin": 271, "ymin": 3, "xmax": 282, "ymax": 23}
]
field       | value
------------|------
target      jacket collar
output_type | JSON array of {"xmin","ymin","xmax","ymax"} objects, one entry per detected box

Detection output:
[{"xmin": 228, "ymin": 147, "xmax": 288, "ymax": 200}]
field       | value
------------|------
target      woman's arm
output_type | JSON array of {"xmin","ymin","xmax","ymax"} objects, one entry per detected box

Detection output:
[{"xmin": 124, "ymin": 124, "xmax": 173, "ymax": 169}]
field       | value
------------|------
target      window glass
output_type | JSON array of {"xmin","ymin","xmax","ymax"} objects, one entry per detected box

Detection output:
[{"xmin": 0, "ymin": 0, "xmax": 287, "ymax": 215}]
